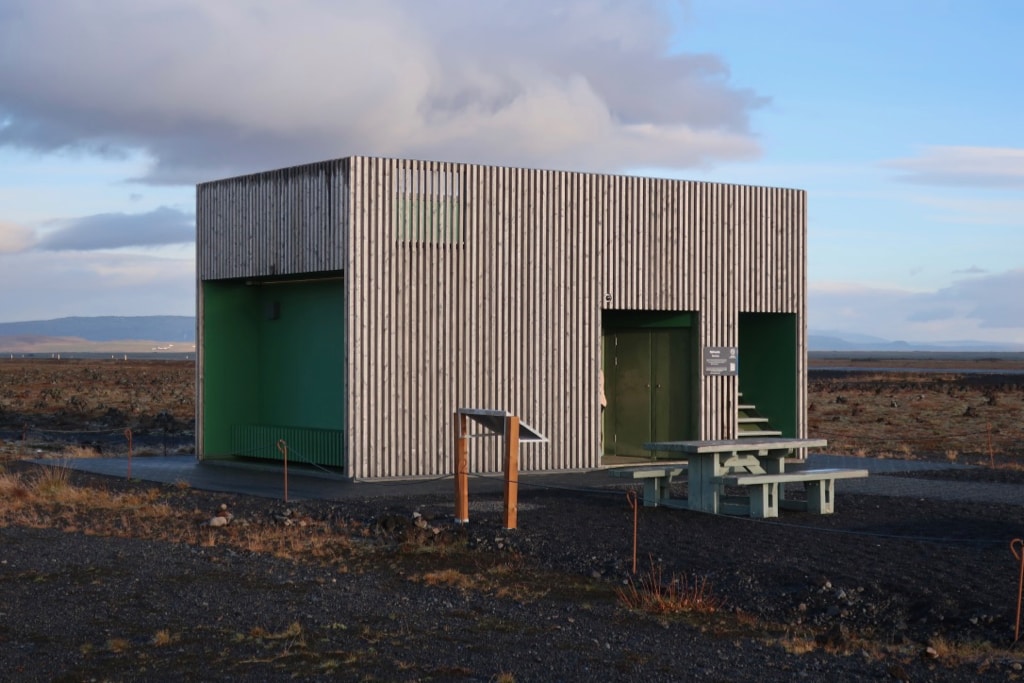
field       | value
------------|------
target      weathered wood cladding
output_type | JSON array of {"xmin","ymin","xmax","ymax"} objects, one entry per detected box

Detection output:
[
  {"xmin": 344, "ymin": 158, "xmax": 808, "ymax": 479},
  {"xmin": 196, "ymin": 159, "xmax": 350, "ymax": 280}
]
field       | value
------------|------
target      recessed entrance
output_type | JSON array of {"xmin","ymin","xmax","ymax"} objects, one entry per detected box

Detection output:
[
  {"xmin": 737, "ymin": 313, "xmax": 798, "ymax": 437},
  {"xmin": 602, "ymin": 311, "xmax": 696, "ymax": 459},
  {"xmin": 201, "ymin": 275, "xmax": 346, "ymax": 468}
]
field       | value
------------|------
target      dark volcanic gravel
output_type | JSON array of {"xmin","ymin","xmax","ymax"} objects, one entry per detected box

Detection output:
[{"xmin": 3, "ymin": 462, "xmax": 1024, "ymax": 682}]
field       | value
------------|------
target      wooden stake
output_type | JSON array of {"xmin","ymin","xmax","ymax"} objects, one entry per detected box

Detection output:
[
  {"xmin": 454, "ymin": 412, "xmax": 469, "ymax": 523},
  {"xmin": 503, "ymin": 415, "xmax": 520, "ymax": 530}
]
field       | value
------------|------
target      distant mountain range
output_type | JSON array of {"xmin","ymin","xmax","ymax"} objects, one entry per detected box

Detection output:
[
  {"xmin": 0, "ymin": 316, "xmax": 194, "ymax": 342},
  {"xmin": 0, "ymin": 316, "xmax": 195, "ymax": 353},
  {"xmin": 0, "ymin": 316, "xmax": 1020, "ymax": 353},
  {"xmin": 808, "ymin": 330, "xmax": 1024, "ymax": 353}
]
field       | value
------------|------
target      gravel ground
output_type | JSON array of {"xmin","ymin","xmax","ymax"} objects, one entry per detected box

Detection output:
[{"xmin": 3, "ymin": 460, "xmax": 1024, "ymax": 682}]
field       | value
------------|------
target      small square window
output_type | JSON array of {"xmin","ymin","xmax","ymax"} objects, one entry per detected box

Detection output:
[{"xmin": 394, "ymin": 168, "xmax": 463, "ymax": 244}]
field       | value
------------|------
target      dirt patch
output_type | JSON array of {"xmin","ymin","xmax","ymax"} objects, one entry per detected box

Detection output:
[
  {"xmin": 807, "ymin": 370, "xmax": 1024, "ymax": 466},
  {"xmin": 0, "ymin": 358, "xmax": 194, "ymax": 456}
]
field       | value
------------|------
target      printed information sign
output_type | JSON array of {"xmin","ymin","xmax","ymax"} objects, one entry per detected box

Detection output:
[{"xmin": 703, "ymin": 346, "xmax": 738, "ymax": 376}]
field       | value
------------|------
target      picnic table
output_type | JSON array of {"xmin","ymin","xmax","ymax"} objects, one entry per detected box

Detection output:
[{"xmin": 609, "ymin": 438, "xmax": 867, "ymax": 518}]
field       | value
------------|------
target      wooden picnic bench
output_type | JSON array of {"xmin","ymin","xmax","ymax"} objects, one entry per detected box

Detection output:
[
  {"xmin": 608, "ymin": 465, "xmax": 687, "ymax": 507},
  {"xmin": 635, "ymin": 438, "xmax": 867, "ymax": 518},
  {"xmin": 712, "ymin": 467, "xmax": 869, "ymax": 517}
]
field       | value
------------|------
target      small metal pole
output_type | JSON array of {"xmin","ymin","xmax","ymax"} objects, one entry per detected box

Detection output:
[
  {"xmin": 627, "ymin": 489, "xmax": 639, "ymax": 574},
  {"xmin": 503, "ymin": 416, "xmax": 520, "ymax": 530},
  {"xmin": 988, "ymin": 422, "xmax": 995, "ymax": 469},
  {"xmin": 1013, "ymin": 539, "xmax": 1024, "ymax": 643},
  {"xmin": 276, "ymin": 439, "xmax": 289, "ymax": 503},
  {"xmin": 124, "ymin": 428, "xmax": 133, "ymax": 480}
]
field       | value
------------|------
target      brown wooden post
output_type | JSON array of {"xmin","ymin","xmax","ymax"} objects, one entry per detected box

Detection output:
[
  {"xmin": 454, "ymin": 412, "xmax": 469, "ymax": 523},
  {"xmin": 503, "ymin": 415, "xmax": 520, "ymax": 530}
]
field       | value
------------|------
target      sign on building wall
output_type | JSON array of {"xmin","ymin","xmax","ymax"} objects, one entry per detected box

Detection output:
[{"xmin": 703, "ymin": 347, "xmax": 738, "ymax": 376}]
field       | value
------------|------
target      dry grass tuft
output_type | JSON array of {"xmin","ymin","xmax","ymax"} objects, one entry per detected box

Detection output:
[
  {"xmin": 106, "ymin": 637, "xmax": 131, "ymax": 653},
  {"xmin": 776, "ymin": 633, "xmax": 817, "ymax": 655},
  {"xmin": 265, "ymin": 622, "xmax": 304, "ymax": 640},
  {"xmin": 925, "ymin": 635, "xmax": 997, "ymax": 665},
  {"xmin": 151, "ymin": 629, "xmax": 177, "ymax": 646},
  {"xmin": 0, "ymin": 472, "xmax": 31, "ymax": 501},
  {"xmin": 616, "ymin": 560, "xmax": 723, "ymax": 615},
  {"xmin": 58, "ymin": 445, "xmax": 104, "ymax": 459},
  {"xmin": 31, "ymin": 462, "xmax": 72, "ymax": 496},
  {"xmin": 417, "ymin": 568, "xmax": 477, "ymax": 590}
]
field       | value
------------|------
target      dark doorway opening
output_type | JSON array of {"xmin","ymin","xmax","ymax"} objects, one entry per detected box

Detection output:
[{"xmin": 737, "ymin": 312, "xmax": 798, "ymax": 437}]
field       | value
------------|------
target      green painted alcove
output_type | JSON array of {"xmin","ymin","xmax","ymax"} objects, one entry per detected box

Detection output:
[
  {"xmin": 737, "ymin": 313, "xmax": 798, "ymax": 437},
  {"xmin": 202, "ymin": 276, "xmax": 345, "ymax": 465}
]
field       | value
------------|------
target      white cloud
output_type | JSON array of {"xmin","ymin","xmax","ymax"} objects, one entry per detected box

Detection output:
[
  {"xmin": 810, "ymin": 269, "xmax": 1024, "ymax": 344},
  {"xmin": 0, "ymin": 250, "xmax": 194, "ymax": 322},
  {"xmin": 35, "ymin": 207, "xmax": 194, "ymax": 251},
  {"xmin": 0, "ymin": 0, "xmax": 764, "ymax": 185},
  {"xmin": 884, "ymin": 146, "xmax": 1024, "ymax": 189},
  {"xmin": 0, "ymin": 220, "xmax": 35, "ymax": 253}
]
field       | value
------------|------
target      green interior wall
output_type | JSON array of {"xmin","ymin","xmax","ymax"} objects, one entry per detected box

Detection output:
[
  {"xmin": 737, "ymin": 313, "xmax": 798, "ymax": 437},
  {"xmin": 201, "ymin": 277, "xmax": 345, "ymax": 463},
  {"xmin": 602, "ymin": 310, "xmax": 697, "ymax": 457}
]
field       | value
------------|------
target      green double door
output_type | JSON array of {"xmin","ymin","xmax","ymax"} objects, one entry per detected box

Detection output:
[{"xmin": 603, "ymin": 313, "xmax": 694, "ymax": 457}]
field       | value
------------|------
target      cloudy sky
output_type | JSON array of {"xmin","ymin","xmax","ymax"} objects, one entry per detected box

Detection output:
[{"xmin": 0, "ymin": 0, "xmax": 1021, "ymax": 347}]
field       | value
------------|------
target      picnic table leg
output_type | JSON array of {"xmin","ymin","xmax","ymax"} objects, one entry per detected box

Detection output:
[
  {"xmin": 805, "ymin": 478, "xmax": 836, "ymax": 514},
  {"xmin": 762, "ymin": 450, "xmax": 787, "ymax": 505},
  {"xmin": 748, "ymin": 483, "xmax": 780, "ymax": 518},
  {"xmin": 642, "ymin": 479, "xmax": 660, "ymax": 507},
  {"xmin": 688, "ymin": 454, "xmax": 720, "ymax": 513}
]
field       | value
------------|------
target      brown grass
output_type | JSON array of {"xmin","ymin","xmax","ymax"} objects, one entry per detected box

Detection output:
[
  {"xmin": 418, "ymin": 568, "xmax": 477, "ymax": 590},
  {"xmin": 400, "ymin": 551, "xmax": 557, "ymax": 605},
  {"xmin": 808, "ymin": 372, "xmax": 1024, "ymax": 464},
  {"xmin": 151, "ymin": 629, "xmax": 177, "ymax": 646},
  {"xmin": 616, "ymin": 560, "xmax": 723, "ymax": 616},
  {"xmin": 0, "ymin": 454, "xmax": 361, "ymax": 576},
  {"xmin": 106, "ymin": 637, "xmax": 131, "ymax": 653}
]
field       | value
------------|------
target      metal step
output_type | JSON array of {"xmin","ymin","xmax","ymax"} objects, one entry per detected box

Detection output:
[
  {"xmin": 737, "ymin": 429, "xmax": 784, "ymax": 438},
  {"xmin": 738, "ymin": 417, "xmax": 770, "ymax": 424}
]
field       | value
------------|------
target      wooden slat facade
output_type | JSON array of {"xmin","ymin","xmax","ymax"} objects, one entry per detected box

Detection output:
[{"xmin": 198, "ymin": 156, "xmax": 808, "ymax": 479}]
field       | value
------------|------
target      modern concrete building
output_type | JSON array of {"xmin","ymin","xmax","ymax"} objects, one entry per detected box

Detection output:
[{"xmin": 196, "ymin": 156, "xmax": 809, "ymax": 479}]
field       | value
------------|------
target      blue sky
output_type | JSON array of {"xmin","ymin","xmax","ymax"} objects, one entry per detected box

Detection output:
[{"xmin": 0, "ymin": 0, "xmax": 1021, "ymax": 347}]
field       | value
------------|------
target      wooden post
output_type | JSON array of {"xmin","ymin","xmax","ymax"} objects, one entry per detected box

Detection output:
[
  {"xmin": 454, "ymin": 412, "xmax": 469, "ymax": 523},
  {"xmin": 503, "ymin": 415, "xmax": 520, "ymax": 530}
]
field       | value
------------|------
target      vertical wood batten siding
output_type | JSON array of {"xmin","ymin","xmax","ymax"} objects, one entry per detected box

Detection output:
[
  {"xmin": 196, "ymin": 160, "xmax": 350, "ymax": 280},
  {"xmin": 199, "ymin": 156, "xmax": 807, "ymax": 479},
  {"xmin": 341, "ymin": 159, "xmax": 807, "ymax": 479}
]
